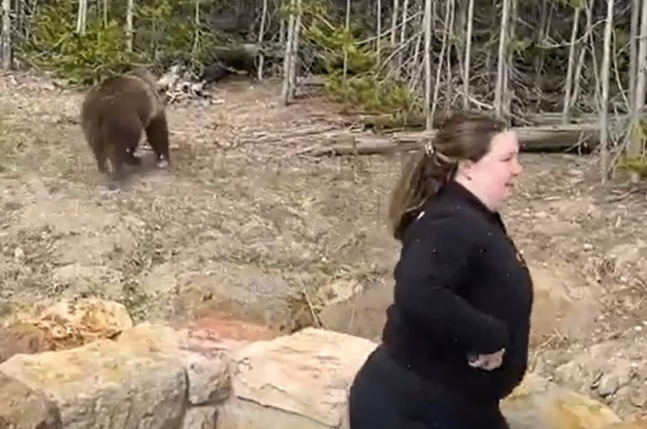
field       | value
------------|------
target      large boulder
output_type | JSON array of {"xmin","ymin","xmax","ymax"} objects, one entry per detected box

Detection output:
[{"xmin": 218, "ymin": 328, "xmax": 376, "ymax": 429}]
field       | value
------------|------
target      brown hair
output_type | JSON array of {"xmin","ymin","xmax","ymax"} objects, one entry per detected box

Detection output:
[{"xmin": 388, "ymin": 111, "xmax": 507, "ymax": 241}]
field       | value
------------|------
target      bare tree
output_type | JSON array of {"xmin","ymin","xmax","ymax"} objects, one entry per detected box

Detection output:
[
  {"xmin": 502, "ymin": 0, "xmax": 516, "ymax": 116},
  {"xmin": 462, "ymin": 0, "xmax": 475, "ymax": 110},
  {"xmin": 191, "ymin": 0, "xmax": 200, "ymax": 58},
  {"xmin": 126, "ymin": 0, "xmax": 134, "ymax": 50},
  {"xmin": 390, "ymin": 0, "xmax": 400, "ymax": 45},
  {"xmin": 281, "ymin": 0, "xmax": 301, "ymax": 104},
  {"xmin": 342, "ymin": 0, "xmax": 351, "ymax": 79},
  {"xmin": 423, "ymin": 0, "xmax": 432, "ymax": 129},
  {"xmin": 621, "ymin": 0, "xmax": 647, "ymax": 168},
  {"xmin": 396, "ymin": 0, "xmax": 410, "ymax": 71},
  {"xmin": 289, "ymin": 0, "xmax": 301, "ymax": 89},
  {"xmin": 442, "ymin": 0, "xmax": 455, "ymax": 110},
  {"xmin": 282, "ymin": 0, "xmax": 296, "ymax": 104},
  {"xmin": 598, "ymin": 0, "xmax": 614, "ymax": 180},
  {"xmin": 256, "ymin": 0, "xmax": 269, "ymax": 80},
  {"xmin": 628, "ymin": 0, "xmax": 640, "ymax": 113},
  {"xmin": 1, "ymin": 0, "xmax": 10, "ymax": 69},
  {"xmin": 632, "ymin": 0, "xmax": 647, "ymax": 130},
  {"xmin": 76, "ymin": 0, "xmax": 88, "ymax": 35},
  {"xmin": 376, "ymin": 0, "xmax": 382, "ymax": 59},
  {"xmin": 102, "ymin": 0, "xmax": 109, "ymax": 26},
  {"xmin": 494, "ymin": 0, "xmax": 511, "ymax": 119},
  {"xmin": 570, "ymin": 0, "xmax": 594, "ymax": 111},
  {"xmin": 561, "ymin": 5, "xmax": 581, "ymax": 124},
  {"xmin": 408, "ymin": 7, "xmax": 423, "ymax": 85},
  {"xmin": 430, "ymin": 0, "xmax": 452, "ymax": 121}
]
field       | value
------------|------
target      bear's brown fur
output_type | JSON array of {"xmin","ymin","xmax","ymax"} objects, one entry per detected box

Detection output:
[{"xmin": 80, "ymin": 67, "xmax": 170, "ymax": 189}]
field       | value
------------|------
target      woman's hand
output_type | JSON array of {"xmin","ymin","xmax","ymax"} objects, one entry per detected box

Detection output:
[{"xmin": 467, "ymin": 349, "xmax": 505, "ymax": 371}]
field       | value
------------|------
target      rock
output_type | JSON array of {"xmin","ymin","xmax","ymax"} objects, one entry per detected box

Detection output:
[
  {"xmin": 0, "ymin": 323, "xmax": 187, "ymax": 429},
  {"xmin": 502, "ymin": 372, "xmax": 621, "ymax": 429},
  {"xmin": 219, "ymin": 328, "xmax": 377, "ymax": 429},
  {"xmin": 0, "ymin": 299, "xmax": 134, "ymax": 363},
  {"xmin": 180, "ymin": 348, "xmax": 231, "ymax": 405},
  {"xmin": 181, "ymin": 406, "xmax": 219, "ymax": 429},
  {"xmin": 595, "ymin": 365, "xmax": 634, "ymax": 398},
  {"xmin": 35, "ymin": 298, "xmax": 133, "ymax": 342},
  {"xmin": 119, "ymin": 321, "xmax": 234, "ymax": 405},
  {"xmin": 176, "ymin": 317, "xmax": 279, "ymax": 404},
  {"xmin": 0, "ymin": 373, "xmax": 62, "ymax": 429}
]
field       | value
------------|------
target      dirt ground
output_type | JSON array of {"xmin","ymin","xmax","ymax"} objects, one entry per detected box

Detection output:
[{"xmin": 1, "ymin": 71, "xmax": 647, "ymax": 417}]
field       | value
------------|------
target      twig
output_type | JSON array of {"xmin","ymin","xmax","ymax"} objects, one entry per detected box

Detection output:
[{"xmin": 301, "ymin": 289, "xmax": 322, "ymax": 328}]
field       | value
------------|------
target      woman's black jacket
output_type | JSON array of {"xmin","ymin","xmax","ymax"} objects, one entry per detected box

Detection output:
[{"xmin": 381, "ymin": 180, "xmax": 534, "ymax": 403}]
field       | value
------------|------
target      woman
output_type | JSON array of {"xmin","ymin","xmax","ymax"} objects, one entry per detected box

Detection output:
[{"xmin": 348, "ymin": 112, "xmax": 534, "ymax": 429}]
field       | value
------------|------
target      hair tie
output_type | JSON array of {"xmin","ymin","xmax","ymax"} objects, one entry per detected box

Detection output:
[
  {"xmin": 424, "ymin": 140, "xmax": 453, "ymax": 165},
  {"xmin": 424, "ymin": 139, "xmax": 435, "ymax": 157}
]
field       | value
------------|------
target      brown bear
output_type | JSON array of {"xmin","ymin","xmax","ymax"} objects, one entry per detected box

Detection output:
[{"xmin": 80, "ymin": 67, "xmax": 171, "ymax": 190}]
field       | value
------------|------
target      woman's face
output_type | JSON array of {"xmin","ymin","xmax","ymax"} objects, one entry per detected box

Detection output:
[{"xmin": 458, "ymin": 130, "xmax": 523, "ymax": 211}]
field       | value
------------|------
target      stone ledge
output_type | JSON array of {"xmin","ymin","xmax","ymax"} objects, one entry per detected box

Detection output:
[
  {"xmin": 0, "ymin": 322, "xmax": 231, "ymax": 429},
  {"xmin": 0, "ymin": 298, "xmax": 641, "ymax": 429}
]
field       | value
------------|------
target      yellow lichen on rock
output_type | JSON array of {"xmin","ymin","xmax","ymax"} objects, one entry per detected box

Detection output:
[{"xmin": 503, "ymin": 373, "xmax": 621, "ymax": 429}]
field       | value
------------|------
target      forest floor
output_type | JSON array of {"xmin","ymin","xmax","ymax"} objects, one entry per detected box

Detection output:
[{"xmin": 1, "ymin": 71, "xmax": 647, "ymax": 419}]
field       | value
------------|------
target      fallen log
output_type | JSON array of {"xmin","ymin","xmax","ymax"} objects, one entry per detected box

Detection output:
[{"xmin": 307, "ymin": 124, "xmax": 602, "ymax": 157}]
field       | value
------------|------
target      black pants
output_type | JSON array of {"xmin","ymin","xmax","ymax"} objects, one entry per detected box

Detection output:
[{"xmin": 348, "ymin": 344, "xmax": 510, "ymax": 429}]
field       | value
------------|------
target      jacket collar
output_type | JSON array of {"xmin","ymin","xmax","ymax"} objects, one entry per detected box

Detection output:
[{"xmin": 438, "ymin": 180, "xmax": 507, "ymax": 233}]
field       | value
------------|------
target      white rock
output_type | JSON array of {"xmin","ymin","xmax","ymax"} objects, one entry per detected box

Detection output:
[{"xmin": 219, "ymin": 328, "xmax": 377, "ymax": 429}]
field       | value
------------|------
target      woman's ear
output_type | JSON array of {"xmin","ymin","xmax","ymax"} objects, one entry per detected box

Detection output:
[{"xmin": 456, "ymin": 160, "xmax": 474, "ymax": 181}]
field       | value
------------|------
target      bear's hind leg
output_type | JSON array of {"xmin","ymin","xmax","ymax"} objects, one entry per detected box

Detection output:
[
  {"xmin": 145, "ymin": 113, "xmax": 170, "ymax": 169},
  {"xmin": 102, "ymin": 116, "xmax": 142, "ymax": 190}
]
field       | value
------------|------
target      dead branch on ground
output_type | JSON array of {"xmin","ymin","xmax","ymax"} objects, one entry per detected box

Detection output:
[{"xmin": 303, "ymin": 124, "xmax": 603, "ymax": 157}]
